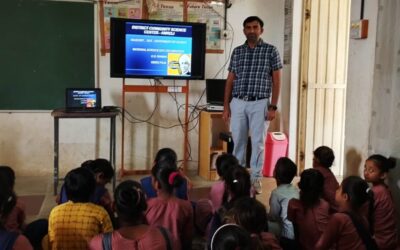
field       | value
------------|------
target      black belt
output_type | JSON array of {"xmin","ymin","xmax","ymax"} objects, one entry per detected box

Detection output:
[{"xmin": 234, "ymin": 95, "xmax": 267, "ymax": 101}]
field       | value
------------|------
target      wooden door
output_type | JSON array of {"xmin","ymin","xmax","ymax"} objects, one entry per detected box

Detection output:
[{"xmin": 297, "ymin": 0, "xmax": 350, "ymax": 175}]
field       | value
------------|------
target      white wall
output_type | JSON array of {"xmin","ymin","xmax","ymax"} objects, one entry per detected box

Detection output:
[
  {"xmin": 0, "ymin": 1, "xmax": 288, "ymax": 176},
  {"xmin": 346, "ymin": 0, "xmax": 400, "ymax": 229},
  {"xmin": 368, "ymin": 0, "xmax": 400, "ymax": 229},
  {"xmin": 344, "ymin": 0, "xmax": 379, "ymax": 176}
]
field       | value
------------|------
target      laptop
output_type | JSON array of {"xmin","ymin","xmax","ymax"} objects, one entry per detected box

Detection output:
[
  {"xmin": 65, "ymin": 88, "xmax": 102, "ymax": 112},
  {"xmin": 206, "ymin": 79, "xmax": 225, "ymax": 112}
]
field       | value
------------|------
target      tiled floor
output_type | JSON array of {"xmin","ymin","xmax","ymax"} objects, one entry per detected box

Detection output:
[{"xmin": 15, "ymin": 171, "xmax": 283, "ymax": 223}]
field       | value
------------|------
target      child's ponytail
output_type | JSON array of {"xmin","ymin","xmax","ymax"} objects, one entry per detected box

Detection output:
[
  {"xmin": 367, "ymin": 154, "xmax": 396, "ymax": 173},
  {"xmin": 152, "ymin": 160, "xmax": 183, "ymax": 194}
]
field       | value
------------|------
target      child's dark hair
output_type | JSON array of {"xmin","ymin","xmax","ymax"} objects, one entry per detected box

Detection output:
[
  {"xmin": 243, "ymin": 16, "xmax": 264, "ymax": 28},
  {"xmin": 341, "ymin": 176, "xmax": 373, "ymax": 211},
  {"xmin": 298, "ymin": 169, "xmax": 324, "ymax": 208},
  {"xmin": 366, "ymin": 154, "xmax": 396, "ymax": 173},
  {"xmin": 65, "ymin": 167, "xmax": 96, "ymax": 202},
  {"xmin": 211, "ymin": 224, "xmax": 256, "ymax": 250},
  {"xmin": 216, "ymin": 154, "xmax": 239, "ymax": 179},
  {"xmin": 154, "ymin": 148, "xmax": 177, "ymax": 165},
  {"xmin": 274, "ymin": 157, "xmax": 297, "ymax": 184},
  {"xmin": 313, "ymin": 146, "xmax": 335, "ymax": 168},
  {"xmin": 230, "ymin": 197, "xmax": 268, "ymax": 234},
  {"xmin": 151, "ymin": 160, "xmax": 183, "ymax": 194},
  {"xmin": 81, "ymin": 158, "xmax": 114, "ymax": 180},
  {"xmin": 0, "ymin": 166, "xmax": 15, "ymax": 189},
  {"xmin": 114, "ymin": 180, "xmax": 147, "ymax": 223},
  {"xmin": 0, "ymin": 167, "xmax": 17, "ymax": 220},
  {"xmin": 223, "ymin": 166, "xmax": 251, "ymax": 204},
  {"xmin": 341, "ymin": 176, "xmax": 375, "ymax": 231},
  {"xmin": 0, "ymin": 174, "xmax": 17, "ymax": 228}
]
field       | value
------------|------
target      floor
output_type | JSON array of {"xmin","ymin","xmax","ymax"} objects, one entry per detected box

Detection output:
[{"xmin": 15, "ymin": 171, "xmax": 284, "ymax": 224}]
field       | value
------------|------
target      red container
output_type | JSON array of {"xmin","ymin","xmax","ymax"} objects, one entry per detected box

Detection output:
[{"xmin": 263, "ymin": 132, "xmax": 288, "ymax": 177}]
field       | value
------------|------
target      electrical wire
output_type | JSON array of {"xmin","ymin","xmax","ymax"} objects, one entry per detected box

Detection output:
[{"xmin": 115, "ymin": 1, "xmax": 236, "ymax": 162}]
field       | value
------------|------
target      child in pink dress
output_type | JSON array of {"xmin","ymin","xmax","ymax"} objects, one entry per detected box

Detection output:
[
  {"xmin": 316, "ymin": 176, "xmax": 375, "ymax": 250},
  {"xmin": 145, "ymin": 160, "xmax": 193, "ymax": 250},
  {"xmin": 312, "ymin": 146, "xmax": 339, "ymax": 212},
  {"xmin": 363, "ymin": 154, "xmax": 398, "ymax": 250},
  {"xmin": 208, "ymin": 166, "xmax": 252, "ymax": 247},
  {"xmin": 89, "ymin": 180, "xmax": 171, "ymax": 250},
  {"xmin": 140, "ymin": 148, "xmax": 190, "ymax": 200},
  {"xmin": 209, "ymin": 153, "xmax": 239, "ymax": 212},
  {"xmin": 288, "ymin": 169, "xmax": 330, "ymax": 250}
]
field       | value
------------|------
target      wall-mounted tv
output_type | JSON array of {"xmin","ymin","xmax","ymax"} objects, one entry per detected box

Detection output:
[{"xmin": 110, "ymin": 18, "xmax": 206, "ymax": 80}]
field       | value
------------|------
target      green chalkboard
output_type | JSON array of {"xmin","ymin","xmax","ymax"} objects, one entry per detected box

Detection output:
[{"xmin": 0, "ymin": 0, "xmax": 94, "ymax": 110}]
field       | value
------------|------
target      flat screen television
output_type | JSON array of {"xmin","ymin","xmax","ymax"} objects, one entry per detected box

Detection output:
[{"xmin": 110, "ymin": 18, "xmax": 206, "ymax": 80}]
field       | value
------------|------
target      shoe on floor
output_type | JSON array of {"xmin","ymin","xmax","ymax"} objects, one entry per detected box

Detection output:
[{"xmin": 252, "ymin": 179, "xmax": 262, "ymax": 194}]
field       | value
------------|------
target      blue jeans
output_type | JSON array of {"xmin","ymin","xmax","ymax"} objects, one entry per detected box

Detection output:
[{"xmin": 230, "ymin": 98, "xmax": 269, "ymax": 180}]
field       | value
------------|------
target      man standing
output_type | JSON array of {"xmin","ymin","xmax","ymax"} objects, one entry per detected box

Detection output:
[{"xmin": 222, "ymin": 16, "xmax": 282, "ymax": 194}]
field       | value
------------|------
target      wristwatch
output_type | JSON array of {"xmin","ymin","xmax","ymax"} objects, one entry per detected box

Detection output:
[{"xmin": 268, "ymin": 104, "xmax": 278, "ymax": 111}]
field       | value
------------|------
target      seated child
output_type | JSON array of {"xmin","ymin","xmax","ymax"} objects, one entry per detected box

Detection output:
[
  {"xmin": 288, "ymin": 169, "xmax": 330, "ymax": 250},
  {"xmin": 210, "ymin": 224, "xmax": 254, "ymax": 250},
  {"xmin": 89, "ymin": 180, "xmax": 172, "ymax": 250},
  {"xmin": 209, "ymin": 153, "xmax": 239, "ymax": 212},
  {"xmin": 227, "ymin": 197, "xmax": 282, "ymax": 250},
  {"xmin": 208, "ymin": 166, "xmax": 252, "ymax": 246},
  {"xmin": 312, "ymin": 146, "xmax": 339, "ymax": 212},
  {"xmin": 0, "ymin": 166, "xmax": 25, "ymax": 233},
  {"xmin": 57, "ymin": 158, "xmax": 114, "ymax": 219},
  {"xmin": 316, "ymin": 176, "xmax": 376, "ymax": 250},
  {"xmin": 363, "ymin": 154, "xmax": 398, "ymax": 250},
  {"xmin": 140, "ymin": 148, "xmax": 189, "ymax": 200},
  {"xmin": 0, "ymin": 174, "xmax": 33, "ymax": 250},
  {"xmin": 0, "ymin": 166, "xmax": 48, "ymax": 249},
  {"xmin": 48, "ymin": 167, "xmax": 113, "ymax": 249},
  {"xmin": 268, "ymin": 157, "xmax": 299, "ymax": 250},
  {"xmin": 145, "ymin": 160, "xmax": 193, "ymax": 250}
]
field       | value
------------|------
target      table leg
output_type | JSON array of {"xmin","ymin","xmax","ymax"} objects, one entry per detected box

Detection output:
[
  {"xmin": 110, "ymin": 116, "xmax": 116, "ymax": 191},
  {"xmin": 54, "ymin": 117, "xmax": 59, "ymax": 195}
]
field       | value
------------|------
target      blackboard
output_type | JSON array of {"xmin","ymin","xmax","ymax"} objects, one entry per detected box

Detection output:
[{"xmin": 0, "ymin": 0, "xmax": 94, "ymax": 110}]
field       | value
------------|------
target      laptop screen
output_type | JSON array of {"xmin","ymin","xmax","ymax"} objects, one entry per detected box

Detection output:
[
  {"xmin": 206, "ymin": 79, "xmax": 225, "ymax": 105},
  {"xmin": 65, "ymin": 88, "xmax": 102, "ymax": 110}
]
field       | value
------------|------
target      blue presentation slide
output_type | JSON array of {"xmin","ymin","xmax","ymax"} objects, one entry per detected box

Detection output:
[{"xmin": 125, "ymin": 22, "xmax": 193, "ymax": 77}]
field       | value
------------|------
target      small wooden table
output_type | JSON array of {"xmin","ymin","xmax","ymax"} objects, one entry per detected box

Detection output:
[{"xmin": 51, "ymin": 108, "xmax": 118, "ymax": 195}]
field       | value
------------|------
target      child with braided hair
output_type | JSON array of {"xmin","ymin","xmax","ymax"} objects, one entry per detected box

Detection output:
[
  {"xmin": 145, "ymin": 160, "xmax": 193, "ymax": 250},
  {"xmin": 316, "ymin": 176, "xmax": 376, "ymax": 250},
  {"xmin": 208, "ymin": 166, "xmax": 252, "ymax": 247},
  {"xmin": 89, "ymin": 180, "xmax": 172, "ymax": 250},
  {"xmin": 140, "ymin": 148, "xmax": 190, "ymax": 200},
  {"xmin": 288, "ymin": 169, "xmax": 330, "ymax": 250}
]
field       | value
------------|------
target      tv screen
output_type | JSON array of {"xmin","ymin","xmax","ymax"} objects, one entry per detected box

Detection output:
[{"xmin": 110, "ymin": 18, "xmax": 206, "ymax": 80}]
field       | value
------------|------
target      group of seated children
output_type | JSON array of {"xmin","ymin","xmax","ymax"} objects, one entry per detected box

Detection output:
[
  {"xmin": 1, "ymin": 145, "xmax": 398, "ymax": 250},
  {"xmin": 265, "ymin": 146, "xmax": 398, "ymax": 250}
]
